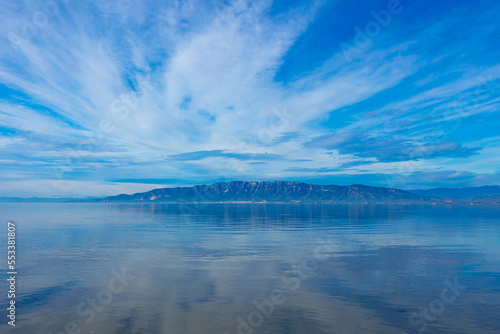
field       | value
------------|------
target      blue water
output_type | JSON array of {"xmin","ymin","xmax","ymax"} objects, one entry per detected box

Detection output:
[{"xmin": 0, "ymin": 203, "xmax": 499, "ymax": 333}]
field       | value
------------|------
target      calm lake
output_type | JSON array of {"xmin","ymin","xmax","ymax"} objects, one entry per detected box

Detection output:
[{"xmin": 1, "ymin": 203, "xmax": 499, "ymax": 334}]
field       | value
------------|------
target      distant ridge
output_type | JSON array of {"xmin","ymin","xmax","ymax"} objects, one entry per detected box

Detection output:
[
  {"xmin": 0, "ymin": 197, "xmax": 84, "ymax": 203},
  {"xmin": 100, "ymin": 181, "xmax": 433, "ymax": 204},
  {"xmin": 408, "ymin": 185, "xmax": 500, "ymax": 203}
]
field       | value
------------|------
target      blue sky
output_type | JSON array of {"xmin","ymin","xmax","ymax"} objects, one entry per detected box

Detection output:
[{"xmin": 0, "ymin": 0, "xmax": 499, "ymax": 197}]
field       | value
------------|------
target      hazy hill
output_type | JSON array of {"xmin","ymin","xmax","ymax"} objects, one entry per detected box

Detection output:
[{"xmin": 408, "ymin": 186, "xmax": 500, "ymax": 203}]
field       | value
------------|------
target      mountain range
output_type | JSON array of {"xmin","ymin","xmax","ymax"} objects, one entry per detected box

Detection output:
[
  {"xmin": 2, "ymin": 182, "xmax": 499, "ymax": 203},
  {"xmin": 101, "ymin": 181, "xmax": 433, "ymax": 204}
]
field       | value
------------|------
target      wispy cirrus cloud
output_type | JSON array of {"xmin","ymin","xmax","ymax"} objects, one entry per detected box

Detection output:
[
  {"xmin": 307, "ymin": 130, "xmax": 482, "ymax": 162},
  {"xmin": 168, "ymin": 150, "xmax": 284, "ymax": 161},
  {"xmin": 0, "ymin": 0, "xmax": 499, "ymax": 197}
]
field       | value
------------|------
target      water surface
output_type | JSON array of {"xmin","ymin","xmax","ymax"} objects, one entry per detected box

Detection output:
[{"xmin": 0, "ymin": 203, "xmax": 499, "ymax": 334}]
